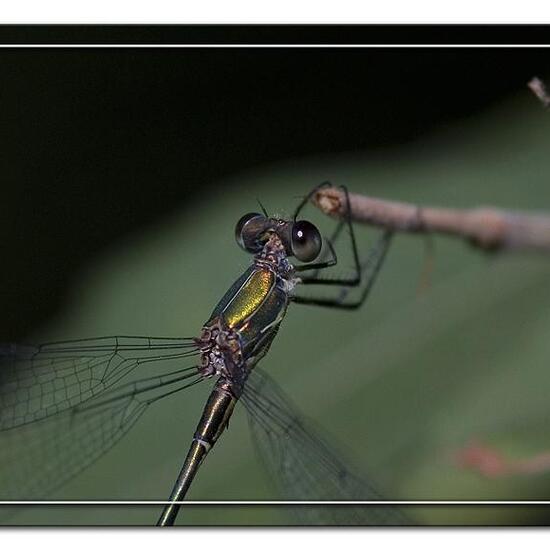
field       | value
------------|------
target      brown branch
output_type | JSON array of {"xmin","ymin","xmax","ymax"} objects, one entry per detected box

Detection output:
[{"xmin": 311, "ymin": 187, "xmax": 550, "ymax": 253}]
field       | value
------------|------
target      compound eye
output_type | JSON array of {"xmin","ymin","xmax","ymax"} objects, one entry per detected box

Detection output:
[
  {"xmin": 291, "ymin": 220, "xmax": 322, "ymax": 262},
  {"xmin": 235, "ymin": 212, "xmax": 265, "ymax": 253}
]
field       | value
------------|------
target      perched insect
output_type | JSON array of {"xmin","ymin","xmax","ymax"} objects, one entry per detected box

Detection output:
[{"xmin": 0, "ymin": 183, "xmax": 403, "ymax": 526}]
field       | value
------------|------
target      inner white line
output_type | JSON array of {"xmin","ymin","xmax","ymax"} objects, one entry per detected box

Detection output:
[{"xmin": 1, "ymin": 500, "xmax": 550, "ymax": 505}]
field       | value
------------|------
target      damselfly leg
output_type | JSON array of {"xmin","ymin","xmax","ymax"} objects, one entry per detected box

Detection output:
[{"xmin": 292, "ymin": 182, "xmax": 394, "ymax": 309}]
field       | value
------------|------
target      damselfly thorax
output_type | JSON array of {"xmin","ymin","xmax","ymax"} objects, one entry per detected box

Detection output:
[{"xmin": 197, "ymin": 231, "xmax": 298, "ymax": 394}]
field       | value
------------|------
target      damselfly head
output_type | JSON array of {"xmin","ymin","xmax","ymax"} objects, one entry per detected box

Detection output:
[{"xmin": 235, "ymin": 212, "xmax": 322, "ymax": 263}]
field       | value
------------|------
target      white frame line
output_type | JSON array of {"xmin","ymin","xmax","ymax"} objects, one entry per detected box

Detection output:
[{"xmin": 3, "ymin": 38, "xmax": 546, "ymax": 508}]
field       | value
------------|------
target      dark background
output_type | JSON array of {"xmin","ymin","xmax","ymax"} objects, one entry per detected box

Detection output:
[{"xmin": 3, "ymin": 33, "xmax": 550, "ymax": 340}]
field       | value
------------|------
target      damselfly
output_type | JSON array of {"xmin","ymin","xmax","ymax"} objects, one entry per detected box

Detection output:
[{"xmin": 0, "ymin": 182, "xmax": 403, "ymax": 526}]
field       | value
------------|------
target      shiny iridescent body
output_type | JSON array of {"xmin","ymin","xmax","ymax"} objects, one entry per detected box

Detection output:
[
  {"xmin": 158, "ymin": 185, "xmax": 393, "ymax": 526},
  {"xmin": 157, "ymin": 231, "xmax": 300, "ymax": 525}
]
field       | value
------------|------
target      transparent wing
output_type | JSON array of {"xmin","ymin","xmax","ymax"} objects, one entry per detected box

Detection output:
[
  {"xmin": 242, "ymin": 368, "xmax": 410, "ymax": 525},
  {"xmin": 0, "ymin": 364, "xmax": 204, "ymax": 500},
  {"xmin": 0, "ymin": 336, "xmax": 199, "ymax": 430}
]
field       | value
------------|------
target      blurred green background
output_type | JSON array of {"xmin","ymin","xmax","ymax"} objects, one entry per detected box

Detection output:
[{"xmin": 2, "ymin": 44, "xmax": 550, "ymax": 525}]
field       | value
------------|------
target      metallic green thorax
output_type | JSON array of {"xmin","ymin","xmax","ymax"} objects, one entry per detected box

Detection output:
[
  {"xmin": 207, "ymin": 265, "xmax": 289, "ymax": 368},
  {"xmin": 198, "ymin": 232, "xmax": 294, "ymax": 393}
]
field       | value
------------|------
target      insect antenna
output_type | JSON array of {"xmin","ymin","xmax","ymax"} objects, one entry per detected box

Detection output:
[{"xmin": 256, "ymin": 198, "xmax": 269, "ymax": 217}]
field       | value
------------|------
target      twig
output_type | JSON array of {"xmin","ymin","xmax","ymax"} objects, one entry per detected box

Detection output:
[
  {"xmin": 528, "ymin": 76, "xmax": 550, "ymax": 109},
  {"xmin": 311, "ymin": 187, "xmax": 550, "ymax": 253}
]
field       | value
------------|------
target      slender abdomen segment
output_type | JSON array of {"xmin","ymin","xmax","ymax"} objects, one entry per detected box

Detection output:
[{"xmin": 156, "ymin": 383, "xmax": 237, "ymax": 526}]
